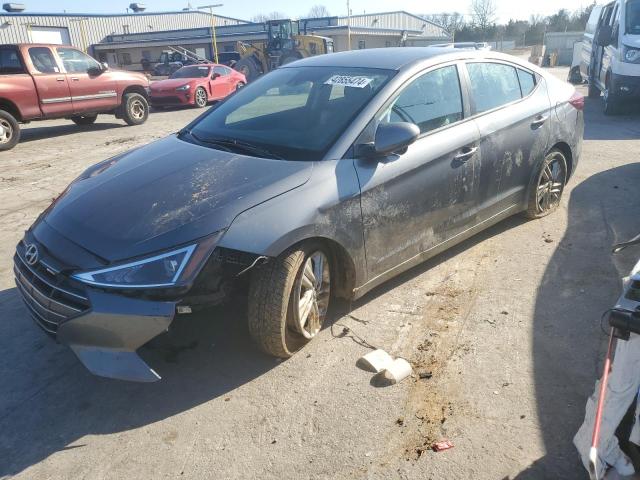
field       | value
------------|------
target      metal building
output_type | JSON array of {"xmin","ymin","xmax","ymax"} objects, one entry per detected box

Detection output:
[
  {"xmin": 91, "ymin": 11, "xmax": 451, "ymax": 70},
  {"xmin": 0, "ymin": 10, "xmax": 247, "ymax": 51}
]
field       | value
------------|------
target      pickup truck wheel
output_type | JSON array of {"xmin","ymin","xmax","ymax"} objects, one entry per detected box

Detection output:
[
  {"xmin": 122, "ymin": 93, "xmax": 149, "ymax": 126},
  {"xmin": 0, "ymin": 110, "xmax": 20, "ymax": 151},
  {"xmin": 71, "ymin": 114, "xmax": 98, "ymax": 126},
  {"xmin": 248, "ymin": 243, "xmax": 331, "ymax": 358}
]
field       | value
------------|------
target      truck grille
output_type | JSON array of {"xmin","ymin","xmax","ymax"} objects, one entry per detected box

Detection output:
[{"xmin": 14, "ymin": 250, "xmax": 90, "ymax": 336}]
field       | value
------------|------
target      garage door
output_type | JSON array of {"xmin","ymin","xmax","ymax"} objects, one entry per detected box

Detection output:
[{"xmin": 30, "ymin": 26, "xmax": 71, "ymax": 45}]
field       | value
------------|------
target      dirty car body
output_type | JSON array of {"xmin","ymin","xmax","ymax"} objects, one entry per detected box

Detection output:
[{"xmin": 15, "ymin": 48, "xmax": 584, "ymax": 382}]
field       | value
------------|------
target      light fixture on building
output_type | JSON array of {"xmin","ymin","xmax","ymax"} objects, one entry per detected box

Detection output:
[
  {"xmin": 129, "ymin": 3, "xmax": 146, "ymax": 12},
  {"xmin": 3, "ymin": 3, "xmax": 26, "ymax": 12}
]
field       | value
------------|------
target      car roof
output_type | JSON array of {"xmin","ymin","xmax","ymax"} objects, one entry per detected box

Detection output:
[{"xmin": 284, "ymin": 47, "xmax": 542, "ymax": 74}]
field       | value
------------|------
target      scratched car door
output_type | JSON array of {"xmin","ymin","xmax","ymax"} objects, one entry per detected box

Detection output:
[{"xmin": 353, "ymin": 64, "xmax": 481, "ymax": 278}]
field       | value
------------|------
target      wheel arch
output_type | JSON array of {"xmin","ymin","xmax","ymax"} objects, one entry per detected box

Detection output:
[
  {"xmin": 0, "ymin": 98, "xmax": 22, "ymax": 122},
  {"xmin": 549, "ymin": 141, "xmax": 574, "ymax": 180},
  {"xmin": 122, "ymin": 85, "xmax": 149, "ymax": 101}
]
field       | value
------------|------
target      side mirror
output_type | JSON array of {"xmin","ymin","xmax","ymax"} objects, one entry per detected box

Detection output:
[
  {"xmin": 100, "ymin": 62, "xmax": 109, "ymax": 71},
  {"xmin": 361, "ymin": 122, "xmax": 419, "ymax": 157},
  {"xmin": 596, "ymin": 25, "xmax": 613, "ymax": 47}
]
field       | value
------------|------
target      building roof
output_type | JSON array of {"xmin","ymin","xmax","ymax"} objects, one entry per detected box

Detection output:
[{"xmin": 0, "ymin": 10, "xmax": 249, "ymax": 24}]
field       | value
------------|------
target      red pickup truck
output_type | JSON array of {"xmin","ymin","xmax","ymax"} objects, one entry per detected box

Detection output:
[{"xmin": 0, "ymin": 44, "xmax": 151, "ymax": 151}]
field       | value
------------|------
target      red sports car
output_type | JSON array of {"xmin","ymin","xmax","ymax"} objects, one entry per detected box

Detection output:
[{"xmin": 150, "ymin": 64, "xmax": 246, "ymax": 108}]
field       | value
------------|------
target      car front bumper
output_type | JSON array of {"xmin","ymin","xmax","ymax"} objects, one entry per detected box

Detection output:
[
  {"xmin": 14, "ymin": 245, "xmax": 176, "ymax": 382},
  {"xmin": 611, "ymin": 73, "xmax": 640, "ymax": 99},
  {"xmin": 150, "ymin": 92, "xmax": 193, "ymax": 106}
]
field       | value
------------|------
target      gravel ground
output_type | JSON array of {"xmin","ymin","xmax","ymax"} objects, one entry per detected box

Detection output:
[{"xmin": 0, "ymin": 68, "xmax": 639, "ymax": 480}]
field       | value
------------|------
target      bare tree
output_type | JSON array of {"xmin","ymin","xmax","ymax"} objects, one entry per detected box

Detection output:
[
  {"xmin": 425, "ymin": 12, "xmax": 466, "ymax": 35},
  {"xmin": 307, "ymin": 5, "xmax": 331, "ymax": 18},
  {"xmin": 469, "ymin": 0, "xmax": 497, "ymax": 32},
  {"xmin": 251, "ymin": 11, "xmax": 288, "ymax": 23}
]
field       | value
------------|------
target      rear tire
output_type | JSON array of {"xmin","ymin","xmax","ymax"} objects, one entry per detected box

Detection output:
[
  {"xmin": 235, "ymin": 81, "xmax": 245, "ymax": 91},
  {"xmin": 121, "ymin": 92, "xmax": 149, "ymax": 126},
  {"xmin": 71, "ymin": 114, "xmax": 98, "ymax": 126},
  {"xmin": 0, "ymin": 110, "xmax": 20, "ymax": 151},
  {"xmin": 524, "ymin": 149, "xmax": 568, "ymax": 219},
  {"xmin": 248, "ymin": 243, "xmax": 331, "ymax": 358}
]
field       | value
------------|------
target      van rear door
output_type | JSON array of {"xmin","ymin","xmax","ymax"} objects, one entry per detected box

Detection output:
[{"xmin": 582, "ymin": 5, "xmax": 604, "ymax": 79}]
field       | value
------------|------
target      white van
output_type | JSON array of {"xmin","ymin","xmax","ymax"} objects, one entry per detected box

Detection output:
[{"xmin": 579, "ymin": 0, "xmax": 640, "ymax": 114}]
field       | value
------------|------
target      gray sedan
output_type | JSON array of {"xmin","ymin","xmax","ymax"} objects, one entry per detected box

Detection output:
[{"xmin": 14, "ymin": 48, "xmax": 584, "ymax": 381}]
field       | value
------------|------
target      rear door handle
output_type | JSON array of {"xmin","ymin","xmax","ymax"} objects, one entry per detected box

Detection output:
[
  {"xmin": 454, "ymin": 146, "xmax": 478, "ymax": 161},
  {"xmin": 531, "ymin": 115, "xmax": 548, "ymax": 128},
  {"xmin": 71, "ymin": 77, "xmax": 80, "ymax": 81},
  {"xmin": 56, "ymin": 77, "xmax": 65, "ymax": 82}
]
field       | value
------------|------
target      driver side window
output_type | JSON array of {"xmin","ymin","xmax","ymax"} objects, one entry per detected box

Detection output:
[
  {"xmin": 380, "ymin": 65, "xmax": 464, "ymax": 135},
  {"xmin": 56, "ymin": 47, "xmax": 100, "ymax": 73}
]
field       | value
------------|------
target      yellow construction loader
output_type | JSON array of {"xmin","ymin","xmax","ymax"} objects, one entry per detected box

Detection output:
[{"xmin": 233, "ymin": 19, "xmax": 334, "ymax": 82}]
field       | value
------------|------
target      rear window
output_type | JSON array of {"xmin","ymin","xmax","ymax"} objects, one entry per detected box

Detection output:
[
  {"xmin": 467, "ymin": 62, "xmax": 522, "ymax": 114},
  {"xmin": 517, "ymin": 69, "xmax": 536, "ymax": 96},
  {"xmin": 0, "ymin": 46, "xmax": 24, "ymax": 74}
]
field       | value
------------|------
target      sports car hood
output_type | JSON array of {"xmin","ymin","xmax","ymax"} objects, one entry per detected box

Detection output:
[
  {"xmin": 41, "ymin": 135, "xmax": 313, "ymax": 263},
  {"xmin": 150, "ymin": 78, "xmax": 198, "ymax": 91}
]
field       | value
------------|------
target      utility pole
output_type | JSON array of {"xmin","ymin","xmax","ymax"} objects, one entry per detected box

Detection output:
[
  {"xmin": 198, "ymin": 4, "xmax": 223, "ymax": 63},
  {"xmin": 346, "ymin": 0, "xmax": 351, "ymax": 51},
  {"xmin": 70, "ymin": 18, "xmax": 89, "ymax": 52}
]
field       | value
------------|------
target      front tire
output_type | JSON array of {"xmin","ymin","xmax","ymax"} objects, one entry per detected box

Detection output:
[
  {"xmin": 121, "ymin": 92, "xmax": 149, "ymax": 126},
  {"xmin": 588, "ymin": 82, "xmax": 600, "ymax": 99},
  {"xmin": 0, "ymin": 110, "xmax": 20, "ymax": 151},
  {"xmin": 194, "ymin": 87, "xmax": 208, "ymax": 108},
  {"xmin": 603, "ymin": 77, "xmax": 620, "ymax": 115},
  {"xmin": 248, "ymin": 243, "xmax": 331, "ymax": 358},
  {"xmin": 524, "ymin": 149, "xmax": 568, "ymax": 219},
  {"xmin": 71, "ymin": 114, "xmax": 98, "ymax": 126}
]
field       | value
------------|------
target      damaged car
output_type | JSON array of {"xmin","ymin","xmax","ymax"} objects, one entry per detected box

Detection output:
[{"xmin": 14, "ymin": 48, "xmax": 584, "ymax": 382}]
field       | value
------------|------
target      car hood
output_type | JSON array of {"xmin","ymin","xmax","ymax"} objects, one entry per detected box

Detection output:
[
  {"xmin": 41, "ymin": 135, "xmax": 313, "ymax": 263},
  {"xmin": 150, "ymin": 78, "xmax": 199, "ymax": 91}
]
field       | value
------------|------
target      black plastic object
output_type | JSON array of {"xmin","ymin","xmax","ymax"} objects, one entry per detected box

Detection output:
[{"xmin": 609, "ymin": 309, "xmax": 640, "ymax": 338}]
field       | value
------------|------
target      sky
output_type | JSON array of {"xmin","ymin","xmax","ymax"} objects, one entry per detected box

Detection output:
[{"xmin": 20, "ymin": 0, "xmax": 593, "ymax": 23}]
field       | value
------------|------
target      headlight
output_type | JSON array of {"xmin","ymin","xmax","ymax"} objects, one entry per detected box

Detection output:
[
  {"xmin": 175, "ymin": 84, "xmax": 191, "ymax": 91},
  {"xmin": 72, "ymin": 245, "xmax": 196, "ymax": 288},
  {"xmin": 623, "ymin": 45, "xmax": 640, "ymax": 63}
]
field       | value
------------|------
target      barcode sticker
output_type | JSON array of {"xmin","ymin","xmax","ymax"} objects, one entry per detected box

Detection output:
[{"xmin": 324, "ymin": 75, "xmax": 373, "ymax": 88}]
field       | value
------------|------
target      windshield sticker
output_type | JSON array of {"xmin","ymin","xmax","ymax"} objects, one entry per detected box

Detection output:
[{"xmin": 324, "ymin": 75, "xmax": 373, "ymax": 88}]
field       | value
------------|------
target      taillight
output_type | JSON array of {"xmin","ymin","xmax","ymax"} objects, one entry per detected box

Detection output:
[{"xmin": 569, "ymin": 91, "xmax": 584, "ymax": 111}]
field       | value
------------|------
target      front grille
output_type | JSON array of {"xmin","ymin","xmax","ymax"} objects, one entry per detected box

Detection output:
[
  {"xmin": 151, "ymin": 96, "xmax": 183, "ymax": 105},
  {"xmin": 14, "ymin": 250, "xmax": 90, "ymax": 335}
]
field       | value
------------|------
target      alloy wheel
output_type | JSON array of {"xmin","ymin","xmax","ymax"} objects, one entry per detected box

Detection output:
[
  {"xmin": 0, "ymin": 119, "xmax": 12, "ymax": 144},
  {"xmin": 536, "ymin": 155, "xmax": 565, "ymax": 214},
  {"xmin": 130, "ymin": 99, "xmax": 145, "ymax": 120},
  {"xmin": 290, "ymin": 251, "xmax": 330, "ymax": 339},
  {"xmin": 195, "ymin": 88, "xmax": 207, "ymax": 107}
]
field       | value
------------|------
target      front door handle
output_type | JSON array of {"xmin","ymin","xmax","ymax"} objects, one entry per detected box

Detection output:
[
  {"xmin": 454, "ymin": 146, "xmax": 478, "ymax": 161},
  {"xmin": 531, "ymin": 115, "xmax": 548, "ymax": 128}
]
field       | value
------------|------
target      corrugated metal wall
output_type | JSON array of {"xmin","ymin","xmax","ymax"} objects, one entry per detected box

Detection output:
[
  {"xmin": 544, "ymin": 31, "xmax": 584, "ymax": 65},
  {"xmin": 0, "ymin": 12, "xmax": 246, "ymax": 48},
  {"xmin": 336, "ymin": 11, "xmax": 447, "ymax": 38}
]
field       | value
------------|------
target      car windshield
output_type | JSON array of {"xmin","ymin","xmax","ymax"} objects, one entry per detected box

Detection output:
[
  {"xmin": 627, "ymin": 0, "xmax": 640, "ymax": 34},
  {"xmin": 170, "ymin": 66, "xmax": 211, "ymax": 79},
  {"xmin": 185, "ymin": 66, "xmax": 395, "ymax": 161}
]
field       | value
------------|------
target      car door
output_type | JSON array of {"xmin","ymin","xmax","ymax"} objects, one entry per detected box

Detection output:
[
  {"xmin": 56, "ymin": 47, "xmax": 118, "ymax": 113},
  {"xmin": 353, "ymin": 63, "xmax": 481, "ymax": 278},
  {"xmin": 211, "ymin": 66, "xmax": 230, "ymax": 98},
  {"xmin": 26, "ymin": 46, "xmax": 73, "ymax": 117},
  {"xmin": 593, "ymin": 3, "xmax": 616, "ymax": 87},
  {"xmin": 581, "ymin": 5, "xmax": 604, "ymax": 78},
  {"xmin": 464, "ymin": 61, "xmax": 551, "ymax": 219}
]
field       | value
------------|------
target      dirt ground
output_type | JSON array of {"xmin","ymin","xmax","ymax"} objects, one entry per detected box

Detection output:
[{"xmin": 1, "ymin": 67, "xmax": 639, "ymax": 480}]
